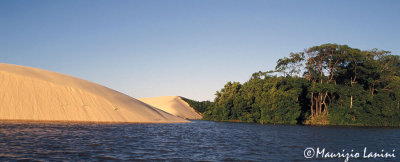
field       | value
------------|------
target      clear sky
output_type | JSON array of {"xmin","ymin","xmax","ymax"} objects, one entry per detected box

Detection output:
[{"xmin": 0, "ymin": 0, "xmax": 399, "ymax": 101}]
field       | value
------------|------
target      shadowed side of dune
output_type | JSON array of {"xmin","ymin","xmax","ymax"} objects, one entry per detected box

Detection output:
[
  {"xmin": 138, "ymin": 96, "xmax": 202, "ymax": 119},
  {"xmin": 0, "ymin": 63, "xmax": 188, "ymax": 123}
]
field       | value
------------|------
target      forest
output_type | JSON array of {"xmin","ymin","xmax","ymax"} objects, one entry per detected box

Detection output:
[{"xmin": 187, "ymin": 44, "xmax": 400, "ymax": 126}]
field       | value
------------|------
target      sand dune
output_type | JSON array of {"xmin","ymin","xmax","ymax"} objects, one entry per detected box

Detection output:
[
  {"xmin": 0, "ymin": 63, "xmax": 188, "ymax": 123},
  {"xmin": 138, "ymin": 96, "xmax": 202, "ymax": 119}
]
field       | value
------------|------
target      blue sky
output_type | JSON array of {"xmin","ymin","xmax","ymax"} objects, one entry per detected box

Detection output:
[{"xmin": 0, "ymin": 0, "xmax": 399, "ymax": 101}]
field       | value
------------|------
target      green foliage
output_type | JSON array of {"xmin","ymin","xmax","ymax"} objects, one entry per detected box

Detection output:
[
  {"xmin": 202, "ymin": 43, "xmax": 400, "ymax": 127},
  {"xmin": 203, "ymin": 77, "xmax": 307, "ymax": 124},
  {"xmin": 180, "ymin": 97, "xmax": 213, "ymax": 114}
]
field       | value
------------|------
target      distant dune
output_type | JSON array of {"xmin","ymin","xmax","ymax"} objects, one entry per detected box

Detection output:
[
  {"xmin": 138, "ymin": 96, "xmax": 202, "ymax": 119},
  {"xmin": 0, "ymin": 63, "xmax": 188, "ymax": 123}
]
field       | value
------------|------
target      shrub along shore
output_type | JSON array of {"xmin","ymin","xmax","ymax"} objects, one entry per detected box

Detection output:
[{"xmin": 186, "ymin": 44, "xmax": 400, "ymax": 127}]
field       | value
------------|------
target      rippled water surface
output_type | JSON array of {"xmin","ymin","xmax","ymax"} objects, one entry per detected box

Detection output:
[{"xmin": 0, "ymin": 120, "xmax": 399, "ymax": 161}]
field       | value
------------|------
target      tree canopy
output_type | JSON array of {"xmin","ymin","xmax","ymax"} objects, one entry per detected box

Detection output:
[{"xmin": 196, "ymin": 44, "xmax": 400, "ymax": 126}]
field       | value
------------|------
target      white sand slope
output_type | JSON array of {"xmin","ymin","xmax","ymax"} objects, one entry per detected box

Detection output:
[
  {"xmin": 138, "ymin": 96, "xmax": 202, "ymax": 119},
  {"xmin": 0, "ymin": 63, "xmax": 188, "ymax": 123}
]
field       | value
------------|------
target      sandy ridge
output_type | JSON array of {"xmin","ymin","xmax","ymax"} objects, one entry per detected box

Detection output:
[
  {"xmin": 0, "ymin": 63, "xmax": 188, "ymax": 123},
  {"xmin": 138, "ymin": 96, "xmax": 202, "ymax": 119}
]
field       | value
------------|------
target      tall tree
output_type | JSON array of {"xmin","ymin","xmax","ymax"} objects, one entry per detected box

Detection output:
[
  {"xmin": 276, "ymin": 52, "xmax": 305, "ymax": 77},
  {"xmin": 304, "ymin": 44, "xmax": 349, "ymax": 121}
]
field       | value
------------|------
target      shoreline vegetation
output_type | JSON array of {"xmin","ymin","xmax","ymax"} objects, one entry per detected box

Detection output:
[{"xmin": 184, "ymin": 43, "xmax": 400, "ymax": 127}]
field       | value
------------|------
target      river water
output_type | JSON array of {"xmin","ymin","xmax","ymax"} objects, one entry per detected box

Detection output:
[{"xmin": 0, "ymin": 120, "xmax": 399, "ymax": 161}]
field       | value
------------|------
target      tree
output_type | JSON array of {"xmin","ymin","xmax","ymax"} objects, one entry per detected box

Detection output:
[
  {"xmin": 276, "ymin": 52, "xmax": 305, "ymax": 77},
  {"xmin": 202, "ymin": 43, "xmax": 400, "ymax": 126}
]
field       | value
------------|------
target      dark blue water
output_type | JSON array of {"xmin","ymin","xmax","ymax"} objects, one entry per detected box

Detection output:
[{"xmin": 0, "ymin": 120, "xmax": 399, "ymax": 161}]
